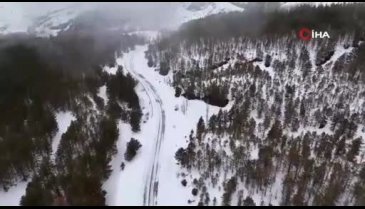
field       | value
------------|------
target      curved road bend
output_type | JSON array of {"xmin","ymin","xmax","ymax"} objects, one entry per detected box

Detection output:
[{"xmin": 124, "ymin": 49, "xmax": 166, "ymax": 206}]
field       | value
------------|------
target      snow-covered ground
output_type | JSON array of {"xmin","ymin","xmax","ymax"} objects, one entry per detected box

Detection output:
[
  {"xmin": 175, "ymin": 2, "xmax": 244, "ymax": 26},
  {"xmin": 125, "ymin": 31, "xmax": 160, "ymax": 42},
  {"xmin": 0, "ymin": 2, "xmax": 30, "ymax": 33},
  {"xmin": 51, "ymin": 111, "xmax": 76, "ymax": 161},
  {"xmin": 97, "ymin": 85, "xmax": 109, "ymax": 106},
  {"xmin": 0, "ymin": 111, "xmax": 75, "ymax": 206},
  {"xmin": 0, "ymin": 2, "xmax": 244, "ymax": 205},
  {"xmin": 103, "ymin": 43, "xmax": 232, "ymax": 205},
  {"xmin": 0, "ymin": 180, "xmax": 29, "ymax": 206},
  {"xmin": 0, "ymin": 2, "xmax": 89, "ymax": 35}
]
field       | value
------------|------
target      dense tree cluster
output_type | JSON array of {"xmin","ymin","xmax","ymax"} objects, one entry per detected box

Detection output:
[
  {"xmin": 125, "ymin": 138, "xmax": 142, "ymax": 162},
  {"xmin": 162, "ymin": 3, "xmax": 365, "ymax": 44},
  {"xmin": 151, "ymin": 4, "xmax": 365, "ymax": 206},
  {"xmin": 0, "ymin": 43, "xmax": 79, "ymax": 191},
  {"xmin": 0, "ymin": 24, "xmax": 144, "ymax": 205},
  {"xmin": 106, "ymin": 66, "xmax": 142, "ymax": 132}
]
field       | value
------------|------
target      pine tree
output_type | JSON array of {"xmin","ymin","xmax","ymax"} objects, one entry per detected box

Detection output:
[
  {"xmin": 125, "ymin": 138, "xmax": 142, "ymax": 162},
  {"xmin": 196, "ymin": 117, "xmax": 205, "ymax": 143}
]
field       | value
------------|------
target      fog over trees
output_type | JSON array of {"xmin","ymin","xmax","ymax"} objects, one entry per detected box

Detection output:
[{"xmin": 1, "ymin": 2, "xmax": 365, "ymax": 206}]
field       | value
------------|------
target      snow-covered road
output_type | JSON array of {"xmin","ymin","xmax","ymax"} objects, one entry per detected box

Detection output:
[
  {"xmin": 102, "ymin": 44, "xmax": 168, "ymax": 206},
  {"xmin": 125, "ymin": 49, "xmax": 166, "ymax": 206},
  {"xmin": 103, "ymin": 43, "xmax": 223, "ymax": 206}
]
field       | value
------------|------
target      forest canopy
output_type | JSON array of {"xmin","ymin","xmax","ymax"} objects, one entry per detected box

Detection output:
[{"xmin": 166, "ymin": 3, "xmax": 365, "ymax": 44}]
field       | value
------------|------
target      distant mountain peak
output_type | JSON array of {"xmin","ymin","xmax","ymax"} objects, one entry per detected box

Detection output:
[
  {"xmin": 0, "ymin": 2, "xmax": 244, "ymax": 36},
  {"xmin": 176, "ymin": 2, "xmax": 244, "ymax": 26}
]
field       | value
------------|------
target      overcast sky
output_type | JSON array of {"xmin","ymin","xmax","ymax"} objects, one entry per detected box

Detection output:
[
  {"xmin": 6, "ymin": 2, "xmax": 179, "ymax": 17},
  {"xmin": 0, "ymin": 2, "xmax": 183, "ymax": 31}
]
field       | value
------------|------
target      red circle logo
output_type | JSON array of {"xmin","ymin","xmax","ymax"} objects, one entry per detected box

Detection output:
[{"xmin": 298, "ymin": 28, "xmax": 312, "ymax": 41}]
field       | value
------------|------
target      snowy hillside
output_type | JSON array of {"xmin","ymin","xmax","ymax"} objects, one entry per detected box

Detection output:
[
  {"xmin": 2, "ymin": 1, "xmax": 365, "ymax": 207},
  {"xmin": 0, "ymin": 2, "xmax": 86, "ymax": 35},
  {"xmin": 29, "ymin": 3, "xmax": 95, "ymax": 37},
  {"xmin": 145, "ymin": 34, "xmax": 365, "ymax": 206},
  {"xmin": 140, "ymin": 3, "xmax": 365, "ymax": 205},
  {"xmin": 0, "ymin": 2, "xmax": 30, "ymax": 34},
  {"xmin": 175, "ymin": 2, "xmax": 244, "ymax": 26},
  {"xmin": 0, "ymin": 2, "xmax": 243, "ymax": 36}
]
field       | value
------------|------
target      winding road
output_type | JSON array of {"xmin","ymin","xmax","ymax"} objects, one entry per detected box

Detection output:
[{"xmin": 124, "ymin": 48, "xmax": 166, "ymax": 206}]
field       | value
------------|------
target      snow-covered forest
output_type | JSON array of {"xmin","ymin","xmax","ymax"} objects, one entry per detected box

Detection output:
[
  {"xmin": 1, "ymin": 2, "xmax": 365, "ymax": 206},
  {"xmin": 145, "ymin": 3, "xmax": 365, "ymax": 206}
]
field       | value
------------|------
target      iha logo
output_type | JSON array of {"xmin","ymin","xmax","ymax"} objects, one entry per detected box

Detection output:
[{"xmin": 298, "ymin": 27, "xmax": 330, "ymax": 41}]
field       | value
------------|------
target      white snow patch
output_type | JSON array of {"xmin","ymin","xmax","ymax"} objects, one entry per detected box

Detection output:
[
  {"xmin": 98, "ymin": 85, "xmax": 109, "ymax": 106},
  {"xmin": 51, "ymin": 111, "xmax": 76, "ymax": 161},
  {"xmin": 0, "ymin": 2, "xmax": 30, "ymax": 34},
  {"xmin": 174, "ymin": 2, "xmax": 244, "ymax": 28},
  {"xmin": 250, "ymin": 145, "xmax": 259, "ymax": 160},
  {"xmin": 0, "ymin": 180, "xmax": 29, "ymax": 206},
  {"xmin": 0, "ymin": 2, "xmax": 92, "ymax": 35},
  {"xmin": 126, "ymin": 30, "xmax": 161, "ymax": 42},
  {"xmin": 103, "ymin": 65, "xmax": 119, "ymax": 75},
  {"xmin": 103, "ymin": 121, "xmax": 136, "ymax": 205}
]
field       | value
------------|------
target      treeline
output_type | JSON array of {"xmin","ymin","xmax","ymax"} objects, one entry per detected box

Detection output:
[
  {"xmin": 0, "ymin": 43, "xmax": 80, "ymax": 191},
  {"xmin": 20, "ymin": 64, "xmax": 143, "ymax": 205},
  {"xmin": 158, "ymin": 3, "xmax": 365, "ymax": 45},
  {"xmin": 147, "ymin": 3, "xmax": 365, "ymax": 108},
  {"xmin": 106, "ymin": 66, "xmax": 142, "ymax": 132},
  {"xmin": 0, "ymin": 23, "xmax": 144, "ymax": 205}
]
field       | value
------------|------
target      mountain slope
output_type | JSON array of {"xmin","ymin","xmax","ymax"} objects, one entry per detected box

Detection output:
[
  {"xmin": 141, "ymin": 3, "xmax": 365, "ymax": 205},
  {"xmin": 0, "ymin": 3, "xmax": 87, "ymax": 35},
  {"xmin": 0, "ymin": 2, "xmax": 243, "ymax": 36},
  {"xmin": 4, "ymin": 2, "xmax": 365, "ymax": 207},
  {"xmin": 175, "ymin": 2, "xmax": 244, "ymax": 26},
  {"xmin": 0, "ymin": 3, "xmax": 30, "ymax": 34}
]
